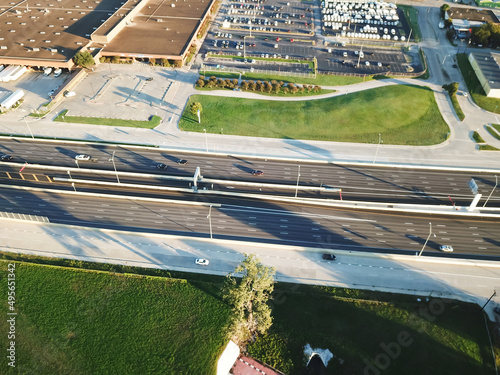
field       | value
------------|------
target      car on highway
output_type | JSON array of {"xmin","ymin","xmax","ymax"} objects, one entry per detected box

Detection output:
[
  {"xmin": 439, "ymin": 245, "xmax": 454, "ymax": 252},
  {"xmin": 0, "ymin": 154, "xmax": 13, "ymax": 161},
  {"xmin": 156, "ymin": 163, "xmax": 168, "ymax": 169},
  {"xmin": 322, "ymin": 254, "xmax": 336, "ymax": 261},
  {"xmin": 195, "ymin": 258, "xmax": 209, "ymax": 266},
  {"xmin": 251, "ymin": 170, "xmax": 264, "ymax": 176},
  {"xmin": 75, "ymin": 154, "xmax": 91, "ymax": 161}
]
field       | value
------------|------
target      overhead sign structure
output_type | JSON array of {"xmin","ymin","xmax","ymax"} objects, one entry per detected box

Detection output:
[{"xmin": 468, "ymin": 178, "xmax": 478, "ymax": 194}]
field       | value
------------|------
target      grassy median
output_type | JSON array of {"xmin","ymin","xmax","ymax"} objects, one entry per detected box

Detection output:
[{"xmin": 180, "ymin": 85, "xmax": 449, "ymax": 145}]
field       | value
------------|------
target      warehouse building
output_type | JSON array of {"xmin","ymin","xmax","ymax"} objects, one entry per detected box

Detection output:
[
  {"xmin": 0, "ymin": 0, "xmax": 215, "ymax": 70},
  {"xmin": 468, "ymin": 51, "xmax": 500, "ymax": 99}
]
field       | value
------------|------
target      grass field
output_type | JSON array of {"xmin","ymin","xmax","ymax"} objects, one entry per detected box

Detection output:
[
  {"xmin": 180, "ymin": 85, "xmax": 449, "ymax": 145},
  {"xmin": 249, "ymin": 284, "xmax": 495, "ymax": 375},
  {"xmin": 0, "ymin": 261, "xmax": 230, "ymax": 375},
  {"xmin": 0, "ymin": 259, "xmax": 496, "ymax": 375},
  {"xmin": 54, "ymin": 110, "xmax": 162, "ymax": 128}
]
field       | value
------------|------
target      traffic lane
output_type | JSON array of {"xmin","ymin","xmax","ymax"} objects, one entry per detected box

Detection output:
[
  {"xmin": 1, "ymin": 142, "xmax": 499, "ymax": 205},
  {"xmin": 0, "ymin": 187, "xmax": 498, "ymax": 257}
]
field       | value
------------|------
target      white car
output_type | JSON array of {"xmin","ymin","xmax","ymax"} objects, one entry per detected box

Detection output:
[
  {"xmin": 195, "ymin": 258, "xmax": 209, "ymax": 266},
  {"xmin": 75, "ymin": 154, "xmax": 91, "ymax": 161},
  {"xmin": 439, "ymin": 245, "xmax": 454, "ymax": 252}
]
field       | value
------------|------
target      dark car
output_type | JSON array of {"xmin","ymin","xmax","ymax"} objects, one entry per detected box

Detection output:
[
  {"xmin": 322, "ymin": 254, "xmax": 336, "ymax": 261},
  {"xmin": 146, "ymin": 77, "xmax": 153, "ymax": 81},
  {"xmin": 251, "ymin": 170, "xmax": 264, "ymax": 176},
  {"xmin": 176, "ymin": 159, "xmax": 188, "ymax": 165},
  {"xmin": 156, "ymin": 163, "xmax": 168, "ymax": 169},
  {"xmin": 0, "ymin": 154, "xmax": 12, "ymax": 161}
]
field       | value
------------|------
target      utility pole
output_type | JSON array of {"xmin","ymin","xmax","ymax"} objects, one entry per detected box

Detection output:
[
  {"xmin": 418, "ymin": 222, "xmax": 435, "ymax": 256},
  {"xmin": 109, "ymin": 150, "xmax": 120, "ymax": 184},
  {"xmin": 207, "ymin": 205, "xmax": 213, "ymax": 239},
  {"xmin": 483, "ymin": 175, "xmax": 498, "ymax": 207},
  {"xmin": 295, "ymin": 165, "xmax": 301, "ymax": 198}
]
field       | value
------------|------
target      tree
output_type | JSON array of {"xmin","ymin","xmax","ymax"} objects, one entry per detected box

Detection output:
[
  {"xmin": 440, "ymin": 4, "xmax": 450, "ymax": 19},
  {"xmin": 73, "ymin": 51, "xmax": 94, "ymax": 68},
  {"xmin": 442, "ymin": 82, "xmax": 459, "ymax": 96},
  {"xmin": 223, "ymin": 254, "xmax": 276, "ymax": 345},
  {"xmin": 190, "ymin": 102, "xmax": 202, "ymax": 117}
]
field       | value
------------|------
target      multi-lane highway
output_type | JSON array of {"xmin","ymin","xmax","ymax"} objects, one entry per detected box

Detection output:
[
  {"xmin": 1, "ymin": 183, "xmax": 499, "ymax": 258},
  {"xmin": 0, "ymin": 139, "xmax": 499, "ymax": 206}
]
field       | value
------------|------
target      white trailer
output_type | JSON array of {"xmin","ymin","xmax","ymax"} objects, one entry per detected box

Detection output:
[
  {"xmin": 0, "ymin": 89, "xmax": 24, "ymax": 110},
  {"xmin": 0, "ymin": 65, "xmax": 19, "ymax": 82},
  {"xmin": 9, "ymin": 66, "xmax": 27, "ymax": 81}
]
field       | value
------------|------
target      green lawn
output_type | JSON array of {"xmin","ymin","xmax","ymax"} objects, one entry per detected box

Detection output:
[
  {"xmin": 54, "ymin": 110, "xmax": 162, "ymax": 128},
  {"xmin": 0, "ymin": 258, "xmax": 495, "ymax": 375},
  {"xmin": 249, "ymin": 284, "xmax": 495, "ymax": 375},
  {"xmin": 0, "ymin": 261, "xmax": 230, "ymax": 375},
  {"xmin": 487, "ymin": 125, "xmax": 500, "ymax": 141},
  {"xmin": 181, "ymin": 85, "xmax": 449, "ymax": 145}
]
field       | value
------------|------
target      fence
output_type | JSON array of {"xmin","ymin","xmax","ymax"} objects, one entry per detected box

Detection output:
[{"xmin": 0, "ymin": 211, "xmax": 50, "ymax": 223}]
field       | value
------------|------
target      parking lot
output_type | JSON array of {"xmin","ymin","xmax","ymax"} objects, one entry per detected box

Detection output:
[{"xmin": 200, "ymin": 0, "xmax": 421, "ymax": 76}]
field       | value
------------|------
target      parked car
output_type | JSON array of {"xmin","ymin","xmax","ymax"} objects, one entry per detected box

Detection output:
[
  {"xmin": 156, "ymin": 163, "xmax": 168, "ymax": 169},
  {"xmin": 439, "ymin": 245, "xmax": 454, "ymax": 252},
  {"xmin": 195, "ymin": 258, "xmax": 209, "ymax": 266},
  {"xmin": 322, "ymin": 254, "xmax": 336, "ymax": 261},
  {"xmin": 251, "ymin": 170, "xmax": 264, "ymax": 176},
  {"xmin": 75, "ymin": 154, "xmax": 91, "ymax": 161},
  {"xmin": 0, "ymin": 154, "xmax": 13, "ymax": 161}
]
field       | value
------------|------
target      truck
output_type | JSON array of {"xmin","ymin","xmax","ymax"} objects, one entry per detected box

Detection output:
[
  {"xmin": 0, "ymin": 90, "xmax": 24, "ymax": 110},
  {"xmin": 44, "ymin": 67, "xmax": 52, "ymax": 76},
  {"xmin": 9, "ymin": 66, "xmax": 27, "ymax": 81},
  {"xmin": 0, "ymin": 65, "xmax": 20, "ymax": 82},
  {"xmin": 54, "ymin": 68, "xmax": 62, "ymax": 77}
]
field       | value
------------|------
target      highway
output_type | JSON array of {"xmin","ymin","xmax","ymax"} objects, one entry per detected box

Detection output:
[
  {"xmin": 1, "ymin": 185, "xmax": 499, "ymax": 258},
  {"xmin": 0, "ymin": 139, "xmax": 499, "ymax": 206}
]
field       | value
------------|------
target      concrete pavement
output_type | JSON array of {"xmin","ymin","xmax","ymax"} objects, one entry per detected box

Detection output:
[{"xmin": 2, "ymin": 218, "xmax": 500, "ymax": 318}]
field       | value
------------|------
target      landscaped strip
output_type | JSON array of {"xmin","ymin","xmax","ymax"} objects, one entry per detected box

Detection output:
[
  {"xmin": 181, "ymin": 85, "xmax": 449, "ymax": 145},
  {"xmin": 450, "ymin": 94, "xmax": 465, "ymax": 121},
  {"xmin": 54, "ymin": 110, "xmax": 162, "ymax": 128},
  {"xmin": 199, "ymin": 70, "xmax": 371, "ymax": 86},
  {"xmin": 486, "ymin": 125, "xmax": 500, "ymax": 141}
]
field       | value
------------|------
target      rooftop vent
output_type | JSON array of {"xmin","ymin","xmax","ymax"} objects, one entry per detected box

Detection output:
[
  {"xmin": 50, "ymin": 48, "xmax": 57, "ymax": 52},
  {"xmin": 0, "ymin": 46, "xmax": 8, "ymax": 49},
  {"xmin": 44, "ymin": 40, "xmax": 51, "ymax": 42},
  {"xmin": 33, "ymin": 47, "xmax": 39, "ymax": 51}
]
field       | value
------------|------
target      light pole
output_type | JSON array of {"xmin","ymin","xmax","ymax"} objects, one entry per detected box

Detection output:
[
  {"xmin": 207, "ymin": 205, "xmax": 213, "ymax": 239},
  {"xmin": 109, "ymin": 150, "xmax": 120, "ymax": 184},
  {"xmin": 75, "ymin": 159, "xmax": 80, "ymax": 169},
  {"xmin": 243, "ymin": 35, "xmax": 246, "ymax": 59},
  {"xmin": 71, "ymin": 182, "xmax": 76, "ymax": 192},
  {"xmin": 23, "ymin": 116, "xmax": 34, "ymax": 139},
  {"xmin": 203, "ymin": 128, "xmax": 208, "ymax": 153},
  {"xmin": 483, "ymin": 175, "xmax": 498, "ymax": 207},
  {"xmin": 442, "ymin": 54, "xmax": 449, "ymax": 65},
  {"xmin": 295, "ymin": 165, "xmax": 301, "ymax": 198},
  {"xmin": 418, "ymin": 222, "xmax": 435, "ymax": 256},
  {"xmin": 373, "ymin": 133, "xmax": 382, "ymax": 164},
  {"xmin": 67, "ymin": 170, "xmax": 72, "ymax": 180}
]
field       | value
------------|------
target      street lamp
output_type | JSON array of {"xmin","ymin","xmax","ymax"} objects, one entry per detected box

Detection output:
[
  {"xmin": 71, "ymin": 182, "xmax": 76, "ymax": 192},
  {"xmin": 75, "ymin": 159, "xmax": 80, "ymax": 169},
  {"xmin": 207, "ymin": 205, "xmax": 213, "ymax": 239},
  {"xmin": 203, "ymin": 128, "xmax": 208, "ymax": 153},
  {"xmin": 373, "ymin": 133, "xmax": 382, "ymax": 164},
  {"xmin": 483, "ymin": 175, "xmax": 498, "ymax": 207},
  {"xmin": 22, "ymin": 116, "xmax": 34, "ymax": 139},
  {"xmin": 418, "ymin": 222, "xmax": 436, "ymax": 256},
  {"xmin": 442, "ymin": 54, "xmax": 450, "ymax": 65},
  {"xmin": 109, "ymin": 150, "xmax": 120, "ymax": 184},
  {"xmin": 295, "ymin": 165, "xmax": 301, "ymax": 198},
  {"xmin": 67, "ymin": 170, "xmax": 72, "ymax": 180}
]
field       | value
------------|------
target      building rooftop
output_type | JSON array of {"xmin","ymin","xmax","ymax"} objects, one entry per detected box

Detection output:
[
  {"xmin": 447, "ymin": 7, "xmax": 499, "ymax": 24},
  {"xmin": 0, "ymin": 0, "xmax": 212, "ymax": 67},
  {"xmin": 470, "ymin": 51, "xmax": 500, "ymax": 91}
]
